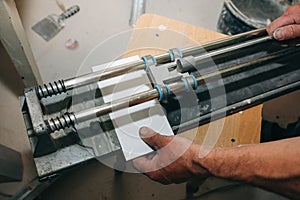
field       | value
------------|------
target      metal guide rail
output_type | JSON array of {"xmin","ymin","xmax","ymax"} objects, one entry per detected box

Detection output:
[{"xmin": 20, "ymin": 28, "xmax": 300, "ymax": 178}]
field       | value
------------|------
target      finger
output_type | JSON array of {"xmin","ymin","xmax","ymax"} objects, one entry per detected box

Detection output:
[
  {"xmin": 133, "ymin": 156, "xmax": 173, "ymax": 184},
  {"xmin": 147, "ymin": 170, "xmax": 173, "ymax": 185},
  {"xmin": 133, "ymin": 155, "xmax": 156, "ymax": 173},
  {"xmin": 273, "ymin": 24, "xmax": 300, "ymax": 40},
  {"xmin": 139, "ymin": 127, "xmax": 171, "ymax": 150},
  {"xmin": 267, "ymin": 15, "xmax": 296, "ymax": 35}
]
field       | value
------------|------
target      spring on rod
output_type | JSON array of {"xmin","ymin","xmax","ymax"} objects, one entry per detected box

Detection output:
[
  {"xmin": 46, "ymin": 112, "xmax": 76, "ymax": 133},
  {"xmin": 36, "ymin": 80, "xmax": 67, "ymax": 99}
]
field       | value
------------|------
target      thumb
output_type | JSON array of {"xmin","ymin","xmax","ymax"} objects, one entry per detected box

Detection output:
[
  {"xmin": 266, "ymin": 15, "xmax": 295, "ymax": 36},
  {"xmin": 273, "ymin": 24, "xmax": 300, "ymax": 41},
  {"xmin": 139, "ymin": 127, "xmax": 171, "ymax": 150}
]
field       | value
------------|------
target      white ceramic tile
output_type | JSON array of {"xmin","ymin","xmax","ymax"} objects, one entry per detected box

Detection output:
[{"xmin": 92, "ymin": 56, "xmax": 174, "ymax": 161}]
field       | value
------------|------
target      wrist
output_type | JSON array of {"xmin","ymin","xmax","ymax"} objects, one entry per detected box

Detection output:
[
  {"xmin": 188, "ymin": 144, "xmax": 211, "ymax": 176},
  {"xmin": 196, "ymin": 146, "xmax": 253, "ymax": 182}
]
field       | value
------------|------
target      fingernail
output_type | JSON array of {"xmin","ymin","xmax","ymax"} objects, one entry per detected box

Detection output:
[
  {"xmin": 274, "ymin": 29, "xmax": 284, "ymax": 40},
  {"xmin": 139, "ymin": 127, "xmax": 150, "ymax": 137}
]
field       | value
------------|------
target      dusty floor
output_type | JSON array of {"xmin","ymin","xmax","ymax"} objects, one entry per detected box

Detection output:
[
  {"xmin": 0, "ymin": 0, "xmax": 293, "ymax": 199},
  {"xmin": 38, "ymin": 160, "xmax": 288, "ymax": 200}
]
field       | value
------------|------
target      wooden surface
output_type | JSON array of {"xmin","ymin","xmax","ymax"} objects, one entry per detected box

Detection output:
[{"xmin": 126, "ymin": 14, "xmax": 262, "ymax": 147}]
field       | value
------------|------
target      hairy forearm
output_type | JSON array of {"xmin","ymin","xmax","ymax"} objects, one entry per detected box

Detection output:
[{"xmin": 197, "ymin": 137, "xmax": 300, "ymax": 199}]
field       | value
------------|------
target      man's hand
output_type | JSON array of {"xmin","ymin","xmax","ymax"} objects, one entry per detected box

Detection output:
[
  {"xmin": 133, "ymin": 127, "xmax": 209, "ymax": 184},
  {"xmin": 267, "ymin": 4, "xmax": 300, "ymax": 40},
  {"xmin": 133, "ymin": 128, "xmax": 300, "ymax": 199}
]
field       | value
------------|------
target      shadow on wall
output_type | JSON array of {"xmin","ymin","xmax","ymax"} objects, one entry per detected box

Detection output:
[{"xmin": 0, "ymin": 41, "xmax": 24, "ymax": 96}]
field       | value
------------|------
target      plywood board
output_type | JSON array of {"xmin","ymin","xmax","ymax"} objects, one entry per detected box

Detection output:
[{"xmin": 127, "ymin": 14, "xmax": 262, "ymax": 147}]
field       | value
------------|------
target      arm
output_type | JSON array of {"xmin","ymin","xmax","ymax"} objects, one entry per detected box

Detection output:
[
  {"xmin": 133, "ymin": 127, "xmax": 300, "ymax": 199},
  {"xmin": 267, "ymin": 3, "xmax": 300, "ymax": 40},
  {"xmin": 202, "ymin": 137, "xmax": 300, "ymax": 199}
]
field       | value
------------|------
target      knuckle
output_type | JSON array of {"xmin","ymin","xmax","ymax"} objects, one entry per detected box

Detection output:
[
  {"xmin": 287, "ymin": 4, "xmax": 298, "ymax": 13},
  {"xmin": 295, "ymin": 4, "xmax": 300, "ymax": 10},
  {"xmin": 286, "ymin": 4, "xmax": 300, "ymax": 18},
  {"xmin": 286, "ymin": 6, "xmax": 293, "ymax": 13},
  {"xmin": 266, "ymin": 26, "xmax": 272, "ymax": 33}
]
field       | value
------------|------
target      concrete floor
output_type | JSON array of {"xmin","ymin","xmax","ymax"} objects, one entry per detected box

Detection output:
[
  {"xmin": 38, "ymin": 160, "xmax": 288, "ymax": 200},
  {"xmin": 0, "ymin": 0, "xmax": 293, "ymax": 199}
]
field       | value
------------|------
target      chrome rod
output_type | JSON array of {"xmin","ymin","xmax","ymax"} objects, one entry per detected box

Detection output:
[
  {"xmin": 37, "ymin": 29, "xmax": 269, "ymax": 98},
  {"xmin": 193, "ymin": 35, "xmax": 272, "ymax": 65},
  {"xmin": 67, "ymin": 29, "xmax": 269, "ymax": 90},
  {"xmin": 182, "ymin": 28, "xmax": 267, "ymax": 56},
  {"xmin": 195, "ymin": 48, "xmax": 297, "ymax": 84},
  {"xmin": 75, "ymin": 89, "xmax": 159, "ymax": 123},
  {"xmin": 64, "ymin": 60, "xmax": 145, "ymax": 89}
]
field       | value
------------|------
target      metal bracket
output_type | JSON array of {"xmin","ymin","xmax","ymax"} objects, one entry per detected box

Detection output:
[
  {"xmin": 143, "ymin": 53, "xmax": 190, "ymax": 86},
  {"xmin": 24, "ymin": 89, "xmax": 57, "ymax": 157}
]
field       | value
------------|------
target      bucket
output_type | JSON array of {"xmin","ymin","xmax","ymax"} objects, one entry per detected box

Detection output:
[{"xmin": 217, "ymin": 0, "xmax": 297, "ymax": 35}]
